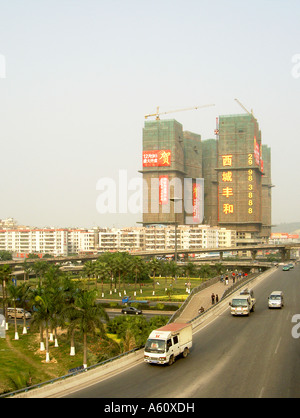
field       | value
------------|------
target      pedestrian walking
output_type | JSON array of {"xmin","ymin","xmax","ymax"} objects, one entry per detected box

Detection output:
[
  {"xmin": 211, "ymin": 293, "xmax": 215, "ymax": 304},
  {"xmin": 216, "ymin": 294, "xmax": 219, "ymax": 303}
]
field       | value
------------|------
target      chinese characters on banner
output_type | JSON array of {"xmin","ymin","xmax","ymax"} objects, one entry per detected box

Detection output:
[
  {"xmin": 254, "ymin": 137, "xmax": 260, "ymax": 166},
  {"xmin": 221, "ymin": 155, "xmax": 234, "ymax": 215},
  {"xmin": 248, "ymin": 153, "xmax": 254, "ymax": 215},
  {"xmin": 221, "ymin": 152, "xmax": 256, "ymax": 217},
  {"xmin": 143, "ymin": 150, "xmax": 171, "ymax": 167},
  {"xmin": 159, "ymin": 176, "xmax": 169, "ymax": 205},
  {"xmin": 193, "ymin": 182, "xmax": 201, "ymax": 222}
]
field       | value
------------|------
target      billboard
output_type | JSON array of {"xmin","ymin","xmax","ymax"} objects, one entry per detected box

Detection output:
[
  {"xmin": 159, "ymin": 175, "xmax": 169, "ymax": 205},
  {"xmin": 143, "ymin": 150, "xmax": 171, "ymax": 167},
  {"xmin": 271, "ymin": 233, "xmax": 299, "ymax": 240}
]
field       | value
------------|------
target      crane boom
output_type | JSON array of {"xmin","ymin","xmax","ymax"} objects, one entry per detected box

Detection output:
[
  {"xmin": 234, "ymin": 98, "xmax": 254, "ymax": 116},
  {"xmin": 145, "ymin": 104, "xmax": 215, "ymax": 120}
]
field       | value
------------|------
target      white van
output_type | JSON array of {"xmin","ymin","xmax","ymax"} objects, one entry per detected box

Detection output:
[
  {"xmin": 229, "ymin": 295, "xmax": 254, "ymax": 316},
  {"xmin": 7, "ymin": 307, "xmax": 31, "ymax": 319},
  {"xmin": 268, "ymin": 291, "xmax": 284, "ymax": 309}
]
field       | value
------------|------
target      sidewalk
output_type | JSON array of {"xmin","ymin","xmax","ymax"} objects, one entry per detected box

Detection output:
[{"xmin": 174, "ymin": 279, "xmax": 237, "ymax": 323}]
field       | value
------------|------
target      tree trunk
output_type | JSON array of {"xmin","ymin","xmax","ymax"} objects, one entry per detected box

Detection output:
[{"xmin": 83, "ymin": 332, "xmax": 87, "ymax": 369}]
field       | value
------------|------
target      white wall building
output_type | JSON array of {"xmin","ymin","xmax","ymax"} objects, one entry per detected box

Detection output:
[{"xmin": 0, "ymin": 224, "xmax": 237, "ymax": 257}]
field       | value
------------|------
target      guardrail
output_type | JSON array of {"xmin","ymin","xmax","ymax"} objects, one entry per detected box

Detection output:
[{"xmin": 0, "ymin": 347, "xmax": 141, "ymax": 398}]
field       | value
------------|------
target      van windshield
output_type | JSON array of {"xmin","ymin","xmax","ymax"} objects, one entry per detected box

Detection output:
[
  {"xmin": 231, "ymin": 299, "xmax": 248, "ymax": 307},
  {"xmin": 269, "ymin": 295, "xmax": 281, "ymax": 300},
  {"xmin": 145, "ymin": 339, "xmax": 166, "ymax": 353}
]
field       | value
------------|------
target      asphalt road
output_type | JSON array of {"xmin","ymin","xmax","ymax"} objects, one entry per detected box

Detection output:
[{"xmin": 65, "ymin": 264, "xmax": 300, "ymax": 398}]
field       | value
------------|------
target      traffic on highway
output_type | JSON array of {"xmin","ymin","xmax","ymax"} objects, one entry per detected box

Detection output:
[{"xmin": 63, "ymin": 262, "xmax": 300, "ymax": 398}]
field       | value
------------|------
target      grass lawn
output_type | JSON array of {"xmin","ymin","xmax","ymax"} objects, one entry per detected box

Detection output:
[
  {"xmin": 0, "ymin": 276, "xmax": 208, "ymax": 396},
  {"xmin": 0, "ymin": 325, "xmax": 119, "ymax": 396},
  {"xmin": 90, "ymin": 276, "xmax": 206, "ymax": 302}
]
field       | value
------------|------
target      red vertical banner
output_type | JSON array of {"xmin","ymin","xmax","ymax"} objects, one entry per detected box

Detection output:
[
  {"xmin": 193, "ymin": 182, "xmax": 200, "ymax": 222},
  {"xmin": 159, "ymin": 175, "xmax": 169, "ymax": 205},
  {"xmin": 254, "ymin": 137, "xmax": 260, "ymax": 166}
]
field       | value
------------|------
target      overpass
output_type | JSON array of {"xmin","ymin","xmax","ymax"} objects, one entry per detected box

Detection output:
[{"xmin": 0, "ymin": 243, "xmax": 299, "ymax": 268}]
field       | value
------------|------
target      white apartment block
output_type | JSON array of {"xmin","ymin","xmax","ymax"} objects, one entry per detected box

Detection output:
[
  {"xmin": 0, "ymin": 228, "xmax": 97, "ymax": 257},
  {"xmin": 98, "ymin": 228, "xmax": 145, "ymax": 252},
  {"xmin": 0, "ymin": 224, "xmax": 236, "ymax": 257},
  {"xmin": 99, "ymin": 225, "xmax": 236, "ymax": 253}
]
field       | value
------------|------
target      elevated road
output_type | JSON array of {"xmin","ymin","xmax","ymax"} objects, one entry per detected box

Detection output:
[
  {"xmin": 1, "ymin": 242, "xmax": 299, "ymax": 267},
  {"xmin": 62, "ymin": 264, "xmax": 300, "ymax": 398}
]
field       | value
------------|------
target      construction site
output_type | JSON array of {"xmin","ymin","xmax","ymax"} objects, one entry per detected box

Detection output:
[{"xmin": 141, "ymin": 101, "xmax": 272, "ymax": 242}]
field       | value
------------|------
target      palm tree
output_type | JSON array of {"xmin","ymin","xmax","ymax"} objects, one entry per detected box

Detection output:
[
  {"xmin": 22, "ymin": 260, "xmax": 32, "ymax": 282},
  {"xmin": 16, "ymin": 282, "xmax": 31, "ymax": 334},
  {"xmin": 199, "ymin": 264, "xmax": 212, "ymax": 279},
  {"xmin": 6, "ymin": 281, "xmax": 22, "ymax": 340},
  {"xmin": 60, "ymin": 276, "xmax": 80, "ymax": 356},
  {"xmin": 31, "ymin": 260, "xmax": 49, "ymax": 287},
  {"xmin": 0, "ymin": 264, "xmax": 12, "ymax": 330},
  {"xmin": 149, "ymin": 258, "xmax": 161, "ymax": 295},
  {"xmin": 183, "ymin": 262, "xmax": 197, "ymax": 293},
  {"xmin": 94, "ymin": 260, "xmax": 110, "ymax": 297},
  {"xmin": 168, "ymin": 260, "xmax": 180, "ymax": 283},
  {"xmin": 113, "ymin": 253, "xmax": 126, "ymax": 296},
  {"xmin": 214, "ymin": 262, "xmax": 224, "ymax": 276},
  {"xmin": 82, "ymin": 261, "xmax": 95, "ymax": 289},
  {"xmin": 32, "ymin": 288, "xmax": 53, "ymax": 362},
  {"xmin": 131, "ymin": 256, "xmax": 145, "ymax": 296},
  {"xmin": 73, "ymin": 289, "xmax": 109, "ymax": 369},
  {"xmin": 43, "ymin": 265, "xmax": 66, "ymax": 347},
  {"xmin": 99, "ymin": 253, "xmax": 117, "ymax": 295}
]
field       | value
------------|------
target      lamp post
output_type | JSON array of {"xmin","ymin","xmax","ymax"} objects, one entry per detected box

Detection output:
[{"xmin": 170, "ymin": 197, "xmax": 182, "ymax": 263}]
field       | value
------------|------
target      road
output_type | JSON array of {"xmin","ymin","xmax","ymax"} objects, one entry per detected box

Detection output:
[{"xmin": 65, "ymin": 264, "xmax": 300, "ymax": 398}]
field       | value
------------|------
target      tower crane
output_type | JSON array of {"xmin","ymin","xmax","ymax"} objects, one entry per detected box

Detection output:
[
  {"xmin": 144, "ymin": 103, "xmax": 215, "ymax": 120},
  {"xmin": 234, "ymin": 98, "xmax": 255, "ymax": 118}
]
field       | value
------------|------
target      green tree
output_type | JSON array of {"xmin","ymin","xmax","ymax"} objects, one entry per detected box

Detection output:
[
  {"xmin": 31, "ymin": 260, "xmax": 49, "ymax": 286},
  {"xmin": 94, "ymin": 260, "xmax": 110, "ymax": 297},
  {"xmin": 0, "ymin": 264, "xmax": 12, "ymax": 329},
  {"xmin": 149, "ymin": 258, "xmax": 161, "ymax": 295},
  {"xmin": 131, "ymin": 256, "xmax": 146, "ymax": 296},
  {"xmin": 82, "ymin": 261, "xmax": 95, "ymax": 289},
  {"xmin": 0, "ymin": 250, "xmax": 12, "ymax": 261},
  {"xmin": 199, "ymin": 264, "xmax": 212, "ymax": 279},
  {"xmin": 32, "ymin": 288, "xmax": 53, "ymax": 362},
  {"xmin": 73, "ymin": 289, "xmax": 109, "ymax": 368},
  {"xmin": 7, "ymin": 281, "xmax": 23, "ymax": 340},
  {"xmin": 15, "ymin": 282, "xmax": 32, "ymax": 334}
]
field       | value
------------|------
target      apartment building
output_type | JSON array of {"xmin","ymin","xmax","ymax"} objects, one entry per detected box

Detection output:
[
  {"xmin": 0, "ymin": 224, "xmax": 236, "ymax": 257},
  {"xmin": 98, "ymin": 225, "xmax": 236, "ymax": 253},
  {"xmin": 0, "ymin": 229, "xmax": 69, "ymax": 256},
  {"xmin": 98, "ymin": 227, "xmax": 145, "ymax": 252}
]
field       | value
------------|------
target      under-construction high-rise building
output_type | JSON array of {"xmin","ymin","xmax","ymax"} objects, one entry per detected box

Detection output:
[
  {"xmin": 141, "ymin": 119, "xmax": 203, "ymax": 226},
  {"xmin": 141, "ymin": 112, "xmax": 272, "ymax": 240}
]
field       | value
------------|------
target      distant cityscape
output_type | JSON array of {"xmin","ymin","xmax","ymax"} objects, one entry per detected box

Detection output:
[
  {"xmin": 0, "ymin": 217, "xmax": 299, "ymax": 259},
  {"xmin": 1, "ymin": 110, "xmax": 300, "ymax": 259}
]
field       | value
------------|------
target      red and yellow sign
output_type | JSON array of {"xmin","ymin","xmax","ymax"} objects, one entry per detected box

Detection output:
[
  {"xmin": 222, "ymin": 155, "xmax": 233, "ymax": 167},
  {"xmin": 143, "ymin": 150, "xmax": 171, "ymax": 167},
  {"xmin": 159, "ymin": 176, "xmax": 169, "ymax": 205},
  {"xmin": 193, "ymin": 183, "xmax": 201, "ymax": 222}
]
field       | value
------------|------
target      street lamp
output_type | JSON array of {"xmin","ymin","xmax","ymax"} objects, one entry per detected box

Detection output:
[{"xmin": 170, "ymin": 197, "xmax": 182, "ymax": 263}]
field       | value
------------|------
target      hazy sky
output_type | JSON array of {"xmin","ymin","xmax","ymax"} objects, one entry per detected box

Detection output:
[{"xmin": 0, "ymin": 0, "xmax": 299, "ymax": 228}]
